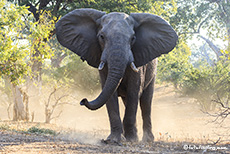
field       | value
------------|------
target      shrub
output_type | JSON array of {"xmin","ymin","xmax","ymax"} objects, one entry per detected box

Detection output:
[
  {"xmin": 27, "ymin": 126, "xmax": 57, "ymax": 136},
  {"xmin": 181, "ymin": 60, "xmax": 230, "ymax": 111}
]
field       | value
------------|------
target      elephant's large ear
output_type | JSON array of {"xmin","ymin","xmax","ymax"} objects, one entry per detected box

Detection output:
[
  {"xmin": 55, "ymin": 8, "xmax": 106, "ymax": 68},
  {"xmin": 130, "ymin": 13, "xmax": 178, "ymax": 67}
]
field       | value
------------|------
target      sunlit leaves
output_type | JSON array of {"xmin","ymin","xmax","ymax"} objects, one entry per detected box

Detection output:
[
  {"xmin": 151, "ymin": 0, "xmax": 177, "ymax": 19},
  {"xmin": 181, "ymin": 60, "xmax": 230, "ymax": 111},
  {"xmin": 174, "ymin": 0, "xmax": 230, "ymax": 42},
  {"xmin": 72, "ymin": 0, "xmax": 177, "ymax": 15},
  {"xmin": 157, "ymin": 41, "xmax": 192, "ymax": 88},
  {"xmin": 0, "ymin": 0, "xmax": 56, "ymax": 84},
  {"xmin": 0, "ymin": 0, "xmax": 29, "ymax": 84},
  {"xmin": 29, "ymin": 11, "xmax": 55, "ymax": 61}
]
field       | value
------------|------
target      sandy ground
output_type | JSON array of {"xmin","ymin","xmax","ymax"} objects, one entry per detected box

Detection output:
[{"xmin": 0, "ymin": 84, "xmax": 230, "ymax": 153}]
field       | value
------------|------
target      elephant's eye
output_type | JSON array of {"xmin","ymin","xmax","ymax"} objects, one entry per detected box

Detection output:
[
  {"xmin": 98, "ymin": 33, "xmax": 105, "ymax": 48},
  {"xmin": 99, "ymin": 34, "xmax": 105, "ymax": 41}
]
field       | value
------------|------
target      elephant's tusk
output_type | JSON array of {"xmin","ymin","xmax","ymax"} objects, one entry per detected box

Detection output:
[
  {"xmin": 98, "ymin": 61, "xmax": 105, "ymax": 70},
  {"xmin": 130, "ymin": 62, "xmax": 138, "ymax": 73}
]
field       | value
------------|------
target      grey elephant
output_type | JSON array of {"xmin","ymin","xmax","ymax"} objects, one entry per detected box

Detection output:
[{"xmin": 55, "ymin": 8, "xmax": 178, "ymax": 144}]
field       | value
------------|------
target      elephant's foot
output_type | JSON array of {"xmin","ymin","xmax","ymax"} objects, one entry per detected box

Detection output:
[
  {"xmin": 101, "ymin": 138, "xmax": 122, "ymax": 146},
  {"xmin": 142, "ymin": 131, "xmax": 154, "ymax": 142},
  {"xmin": 101, "ymin": 133, "xmax": 125, "ymax": 146},
  {"xmin": 125, "ymin": 134, "xmax": 138, "ymax": 142},
  {"xmin": 124, "ymin": 129, "xmax": 138, "ymax": 142}
]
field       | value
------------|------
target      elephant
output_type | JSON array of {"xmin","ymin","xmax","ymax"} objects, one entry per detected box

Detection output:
[{"xmin": 55, "ymin": 8, "xmax": 178, "ymax": 144}]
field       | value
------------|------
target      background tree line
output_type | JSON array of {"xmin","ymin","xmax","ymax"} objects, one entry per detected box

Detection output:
[{"xmin": 0, "ymin": 0, "xmax": 229, "ymax": 123}]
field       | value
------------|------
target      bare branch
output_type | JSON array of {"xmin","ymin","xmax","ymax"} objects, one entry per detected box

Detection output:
[
  {"xmin": 46, "ymin": 87, "xmax": 57, "ymax": 107},
  {"xmin": 50, "ymin": 110, "xmax": 63, "ymax": 120},
  {"xmin": 204, "ymin": 98, "xmax": 230, "ymax": 124},
  {"xmin": 208, "ymin": 137, "xmax": 221, "ymax": 145},
  {"xmin": 53, "ymin": 0, "xmax": 62, "ymax": 15},
  {"xmin": 56, "ymin": 101, "xmax": 77, "ymax": 106},
  {"xmin": 26, "ymin": 3, "xmax": 39, "ymax": 21},
  {"xmin": 56, "ymin": 94, "xmax": 69, "ymax": 103},
  {"xmin": 212, "ymin": 100, "xmax": 227, "ymax": 109},
  {"xmin": 50, "ymin": 94, "xmax": 68, "ymax": 115},
  {"xmin": 216, "ymin": 0, "xmax": 229, "ymax": 19},
  {"xmin": 198, "ymin": 35, "xmax": 223, "ymax": 60},
  {"xmin": 180, "ymin": 14, "xmax": 212, "ymax": 35}
]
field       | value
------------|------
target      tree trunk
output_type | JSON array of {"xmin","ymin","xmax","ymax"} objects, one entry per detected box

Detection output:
[
  {"xmin": 45, "ymin": 107, "xmax": 51, "ymax": 123},
  {"xmin": 200, "ymin": 43, "xmax": 214, "ymax": 66},
  {"xmin": 29, "ymin": 47, "xmax": 42, "ymax": 113},
  {"xmin": 12, "ymin": 84, "xmax": 27, "ymax": 121},
  {"xmin": 51, "ymin": 53, "xmax": 67, "ymax": 68},
  {"xmin": 3, "ymin": 77, "xmax": 14, "ymax": 120},
  {"xmin": 22, "ymin": 90, "xmax": 29, "ymax": 121},
  {"xmin": 199, "ymin": 35, "xmax": 223, "ymax": 60},
  {"xmin": 31, "ymin": 47, "xmax": 42, "ymax": 82}
]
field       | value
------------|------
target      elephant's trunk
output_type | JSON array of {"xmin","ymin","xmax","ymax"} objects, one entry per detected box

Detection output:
[{"xmin": 80, "ymin": 53, "xmax": 127, "ymax": 110}]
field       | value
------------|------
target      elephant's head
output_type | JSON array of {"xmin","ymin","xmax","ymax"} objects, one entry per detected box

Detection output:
[{"xmin": 55, "ymin": 8, "xmax": 178, "ymax": 110}]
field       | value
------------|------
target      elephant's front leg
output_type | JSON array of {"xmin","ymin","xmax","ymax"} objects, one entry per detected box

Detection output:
[
  {"xmin": 123, "ymin": 92, "xmax": 139, "ymax": 142},
  {"xmin": 140, "ymin": 80, "xmax": 155, "ymax": 142},
  {"xmin": 104, "ymin": 92, "xmax": 123, "ymax": 144}
]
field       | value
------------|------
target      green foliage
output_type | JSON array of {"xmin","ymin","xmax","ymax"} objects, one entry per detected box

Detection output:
[
  {"xmin": 0, "ymin": 124, "xmax": 10, "ymax": 130},
  {"xmin": 27, "ymin": 126, "xmax": 57, "ymax": 136},
  {"xmin": 41, "ymin": 34, "xmax": 100, "ymax": 93},
  {"xmin": 75, "ymin": 0, "xmax": 152, "ymax": 13},
  {"xmin": 71, "ymin": 0, "xmax": 178, "ymax": 16},
  {"xmin": 180, "ymin": 60, "xmax": 230, "ymax": 111},
  {"xmin": 28, "ymin": 10, "xmax": 56, "ymax": 78},
  {"xmin": 0, "ymin": 0, "xmax": 30, "ymax": 84},
  {"xmin": 61, "ymin": 56, "xmax": 100, "ymax": 93},
  {"xmin": 0, "ymin": 123, "xmax": 57, "ymax": 136},
  {"xmin": 151, "ymin": 0, "xmax": 177, "ymax": 20},
  {"xmin": 0, "ymin": 1, "xmax": 56, "ymax": 85},
  {"xmin": 160, "ymin": 0, "xmax": 230, "ymax": 112},
  {"xmin": 157, "ymin": 41, "xmax": 192, "ymax": 88},
  {"xmin": 43, "ymin": 55, "xmax": 101, "ymax": 93},
  {"xmin": 173, "ymin": 0, "xmax": 230, "ymax": 41}
]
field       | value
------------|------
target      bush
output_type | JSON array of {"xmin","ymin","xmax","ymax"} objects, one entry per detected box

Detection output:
[
  {"xmin": 43, "ymin": 54, "xmax": 101, "ymax": 93},
  {"xmin": 27, "ymin": 126, "xmax": 57, "ymax": 136},
  {"xmin": 157, "ymin": 41, "xmax": 192, "ymax": 88},
  {"xmin": 180, "ymin": 61, "xmax": 230, "ymax": 111}
]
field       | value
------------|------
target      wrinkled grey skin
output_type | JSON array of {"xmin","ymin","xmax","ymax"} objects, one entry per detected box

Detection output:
[{"xmin": 56, "ymin": 8, "xmax": 178, "ymax": 144}]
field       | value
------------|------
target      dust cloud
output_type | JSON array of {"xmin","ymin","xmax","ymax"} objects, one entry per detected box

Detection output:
[
  {"xmin": 55, "ymin": 84, "xmax": 230, "ymax": 144},
  {"xmin": 0, "ymin": 84, "xmax": 229, "ymax": 144}
]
